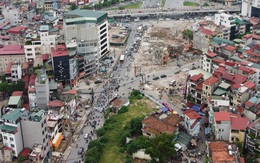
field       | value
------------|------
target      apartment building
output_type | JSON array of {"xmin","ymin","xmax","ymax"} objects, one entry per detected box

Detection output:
[
  {"xmin": 200, "ymin": 51, "xmax": 218, "ymax": 73},
  {"xmin": 44, "ymin": 0, "xmax": 54, "ymax": 11},
  {"xmin": 28, "ymin": 75, "xmax": 37, "ymax": 109},
  {"xmin": 202, "ymin": 76, "xmax": 220, "ymax": 103},
  {"xmin": 232, "ymin": 85, "xmax": 251, "ymax": 106},
  {"xmin": 246, "ymin": 118, "xmax": 260, "ymax": 154},
  {"xmin": 24, "ymin": 41, "xmax": 42, "ymax": 63},
  {"xmin": 183, "ymin": 110, "xmax": 201, "ymax": 136},
  {"xmin": 39, "ymin": 25, "xmax": 57, "ymax": 54},
  {"xmin": 0, "ymin": 109, "xmax": 24, "ymax": 157},
  {"xmin": 213, "ymin": 112, "xmax": 232, "ymax": 140},
  {"xmin": 35, "ymin": 69, "xmax": 50, "ymax": 109},
  {"xmin": 20, "ymin": 110, "xmax": 50, "ymax": 157},
  {"xmin": 188, "ymin": 73, "xmax": 204, "ymax": 104},
  {"xmin": 64, "ymin": 9, "xmax": 109, "ymax": 76},
  {"xmin": 0, "ymin": 45, "xmax": 25, "ymax": 73},
  {"xmin": 229, "ymin": 117, "xmax": 249, "ymax": 143},
  {"xmin": 51, "ymin": 45, "xmax": 70, "ymax": 83},
  {"xmin": 242, "ymin": 0, "xmax": 260, "ymax": 18},
  {"xmin": 4, "ymin": 62, "xmax": 22, "ymax": 83}
]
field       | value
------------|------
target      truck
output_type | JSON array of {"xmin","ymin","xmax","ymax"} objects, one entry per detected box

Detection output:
[
  {"xmin": 120, "ymin": 54, "xmax": 125, "ymax": 64},
  {"xmin": 137, "ymin": 25, "xmax": 143, "ymax": 33}
]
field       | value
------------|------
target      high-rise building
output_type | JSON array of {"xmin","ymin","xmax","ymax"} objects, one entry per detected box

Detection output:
[
  {"xmin": 63, "ymin": 9, "xmax": 109, "ymax": 76},
  {"xmin": 35, "ymin": 69, "xmax": 50, "ymax": 109},
  {"xmin": 242, "ymin": 0, "xmax": 260, "ymax": 18}
]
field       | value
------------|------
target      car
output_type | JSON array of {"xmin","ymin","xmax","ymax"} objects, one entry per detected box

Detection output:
[
  {"xmin": 146, "ymin": 81, "xmax": 152, "ymax": 85},
  {"xmin": 160, "ymin": 74, "xmax": 167, "ymax": 78},
  {"xmin": 182, "ymin": 68, "xmax": 190, "ymax": 72},
  {"xmin": 78, "ymin": 147, "xmax": 84, "ymax": 155},
  {"xmin": 110, "ymin": 73, "xmax": 114, "ymax": 78},
  {"xmin": 152, "ymin": 76, "xmax": 159, "ymax": 80},
  {"xmin": 94, "ymin": 80, "xmax": 102, "ymax": 84},
  {"xmin": 84, "ymin": 134, "xmax": 88, "ymax": 139},
  {"xmin": 92, "ymin": 121, "xmax": 97, "ymax": 127},
  {"xmin": 125, "ymin": 73, "xmax": 128, "ymax": 77},
  {"xmin": 114, "ymin": 94, "xmax": 118, "ymax": 98}
]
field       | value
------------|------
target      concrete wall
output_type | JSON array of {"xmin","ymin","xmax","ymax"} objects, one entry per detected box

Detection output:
[
  {"xmin": 64, "ymin": 23, "xmax": 98, "ymax": 41},
  {"xmin": 193, "ymin": 31, "xmax": 210, "ymax": 53},
  {"xmin": 214, "ymin": 121, "xmax": 230, "ymax": 141}
]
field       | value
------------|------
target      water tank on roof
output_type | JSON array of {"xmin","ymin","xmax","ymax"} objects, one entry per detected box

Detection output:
[
  {"xmin": 228, "ymin": 145, "xmax": 232, "ymax": 151},
  {"xmin": 228, "ymin": 150, "xmax": 233, "ymax": 156}
]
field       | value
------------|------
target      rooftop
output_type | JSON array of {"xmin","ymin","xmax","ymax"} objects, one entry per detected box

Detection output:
[
  {"xmin": 39, "ymin": 25, "xmax": 49, "ymax": 32},
  {"xmin": 142, "ymin": 114, "xmax": 181, "ymax": 135},
  {"xmin": 8, "ymin": 96, "xmax": 21, "ymax": 106},
  {"xmin": 2, "ymin": 109, "xmax": 22, "ymax": 122},
  {"xmin": 248, "ymin": 118, "xmax": 260, "ymax": 130},
  {"xmin": 65, "ymin": 9, "xmax": 106, "ymax": 19},
  {"xmin": 189, "ymin": 73, "xmax": 204, "ymax": 82},
  {"xmin": 12, "ymin": 91, "xmax": 23, "ymax": 96},
  {"xmin": 230, "ymin": 117, "xmax": 249, "ymax": 130},
  {"xmin": 48, "ymin": 100, "xmax": 65, "ymax": 107},
  {"xmin": 0, "ymin": 45, "xmax": 24, "ymax": 55},
  {"xmin": 51, "ymin": 45, "xmax": 68, "ymax": 57},
  {"xmin": 209, "ymin": 141, "xmax": 236, "ymax": 163},
  {"xmin": 203, "ymin": 76, "xmax": 219, "ymax": 86},
  {"xmin": 189, "ymin": 69, "xmax": 212, "ymax": 80},
  {"xmin": 183, "ymin": 110, "xmax": 201, "ymax": 119},
  {"xmin": 214, "ymin": 111, "xmax": 231, "ymax": 121}
]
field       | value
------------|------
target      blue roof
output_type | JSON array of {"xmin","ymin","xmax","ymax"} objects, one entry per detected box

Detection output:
[
  {"xmin": 161, "ymin": 107, "xmax": 168, "ymax": 112},
  {"xmin": 249, "ymin": 96, "xmax": 258, "ymax": 104},
  {"xmin": 192, "ymin": 105, "xmax": 200, "ymax": 112}
]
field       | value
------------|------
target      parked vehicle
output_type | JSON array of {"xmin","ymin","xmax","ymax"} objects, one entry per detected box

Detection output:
[
  {"xmin": 153, "ymin": 76, "xmax": 159, "ymax": 80},
  {"xmin": 160, "ymin": 74, "xmax": 167, "ymax": 78},
  {"xmin": 78, "ymin": 147, "xmax": 84, "ymax": 155}
]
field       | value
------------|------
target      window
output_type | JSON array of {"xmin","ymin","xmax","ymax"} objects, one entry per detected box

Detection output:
[
  {"xmin": 41, "ymin": 123, "xmax": 43, "ymax": 128},
  {"xmin": 11, "ymin": 144, "xmax": 15, "ymax": 148},
  {"xmin": 219, "ymin": 129, "xmax": 221, "ymax": 132},
  {"xmin": 3, "ymin": 136, "xmax": 7, "ymax": 140},
  {"xmin": 10, "ymin": 137, "xmax": 13, "ymax": 141},
  {"xmin": 222, "ymin": 129, "xmax": 224, "ymax": 132},
  {"xmin": 42, "ymin": 130, "xmax": 44, "ymax": 135},
  {"xmin": 43, "ymin": 138, "xmax": 45, "ymax": 143}
]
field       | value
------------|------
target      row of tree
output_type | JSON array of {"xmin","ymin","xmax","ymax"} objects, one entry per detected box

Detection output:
[{"xmin": 0, "ymin": 78, "xmax": 25, "ymax": 96}]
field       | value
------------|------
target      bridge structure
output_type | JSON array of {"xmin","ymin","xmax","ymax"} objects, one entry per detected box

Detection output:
[{"xmin": 105, "ymin": 6, "xmax": 241, "ymax": 17}]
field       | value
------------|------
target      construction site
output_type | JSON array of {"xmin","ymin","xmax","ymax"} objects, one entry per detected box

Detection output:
[{"xmin": 133, "ymin": 20, "xmax": 202, "ymax": 108}]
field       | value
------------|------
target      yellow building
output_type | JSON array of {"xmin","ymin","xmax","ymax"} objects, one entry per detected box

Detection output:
[{"xmin": 229, "ymin": 117, "xmax": 249, "ymax": 142}]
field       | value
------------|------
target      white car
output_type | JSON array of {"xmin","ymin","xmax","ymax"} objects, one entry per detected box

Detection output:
[
  {"xmin": 84, "ymin": 134, "xmax": 88, "ymax": 139},
  {"xmin": 182, "ymin": 68, "xmax": 190, "ymax": 72},
  {"xmin": 125, "ymin": 73, "xmax": 128, "ymax": 77},
  {"xmin": 114, "ymin": 94, "xmax": 118, "ymax": 98}
]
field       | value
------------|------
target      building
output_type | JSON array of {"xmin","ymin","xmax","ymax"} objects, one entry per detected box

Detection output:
[
  {"xmin": 0, "ymin": 109, "xmax": 24, "ymax": 157},
  {"xmin": 4, "ymin": 62, "xmax": 22, "ymax": 83},
  {"xmin": 200, "ymin": 51, "xmax": 218, "ymax": 73},
  {"xmin": 183, "ymin": 110, "xmax": 201, "ymax": 136},
  {"xmin": 142, "ymin": 114, "xmax": 181, "ymax": 138},
  {"xmin": 202, "ymin": 76, "xmax": 220, "ymax": 103},
  {"xmin": 63, "ymin": 9, "xmax": 109, "ymax": 76},
  {"xmin": 28, "ymin": 75, "xmax": 37, "ymax": 109},
  {"xmin": 51, "ymin": 45, "xmax": 70, "ymax": 82},
  {"xmin": 20, "ymin": 110, "xmax": 50, "ymax": 158},
  {"xmin": 188, "ymin": 73, "xmax": 204, "ymax": 104},
  {"xmin": 213, "ymin": 112, "xmax": 233, "ymax": 141},
  {"xmin": 35, "ymin": 69, "xmax": 50, "ymax": 109},
  {"xmin": 44, "ymin": 0, "xmax": 53, "ymax": 11},
  {"xmin": 245, "ymin": 118, "xmax": 260, "ymax": 154},
  {"xmin": 0, "ymin": 45, "xmax": 25, "ymax": 73},
  {"xmin": 207, "ymin": 141, "xmax": 240, "ymax": 163},
  {"xmin": 232, "ymin": 85, "xmax": 251, "ymax": 107},
  {"xmin": 242, "ymin": 0, "xmax": 260, "ymax": 18},
  {"xmin": 24, "ymin": 41, "xmax": 42, "ymax": 64},
  {"xmin": 39, "ymin": 25, "xmax": 57, "ymax": 54},
  {"xmin": 229, "ymin": 116, "xmax": 249, "ymax": 143},
  {"xmin": 193, "ymin": 26, "xmax": 215, "ymax": 53},
  {"xmin": 2, "ymin": 7, "xmax": 20, "ymax": 25}
]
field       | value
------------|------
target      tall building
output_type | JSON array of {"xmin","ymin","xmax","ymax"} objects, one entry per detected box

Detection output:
[
  {"xmin": 20, "ymin": 110, "xmax": 50, "ymax": 158},
  {"xmin": 0, "ymin": 109, "xmax": 24, "ymax": 157},
  {"xmin": 39, "ymin": 25, "xmax": 57, "ymax": 54},
  {"xmin": 63, "ymin": 9, "xmax": 109, "ymax": 76},
  {"xmin": 35, "ymin": 69, "xmax": 50, "ymax": 109},
  {"xmin": 51, "ymin": 45, "xmax": 70, "ymax": 82},
  {"xmin": 242, "ymin": 0, "xmax": 260, "ymax": 18}
]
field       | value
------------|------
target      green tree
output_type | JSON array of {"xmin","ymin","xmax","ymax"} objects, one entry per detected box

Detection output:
[
  {"xmin": 236, "ymin": 141, "xmax": 244, "ymax": 157},
  {"xmin": 145, "ymin": 133, "xmax": 177, "ymax": 163},
  {"xmin": 70, "ymin": 3, "xmax": 77, "ymax": 10},
  {"xmin": 16, "ymin": 79, "xmax": 25, "ymax": 91},
  {"xmin": 1, "ymin": 74, "xmax": 6, "ymax": 82},
  {"xmin": 88, "ymin": 140, "xmax": 102, "ymax": 151},
  {"xmin": 129, "ymin": 117, "xmax": 143, "ymax": 136},
  {"xmin": 182, "ymin": 29, "xmax": 193, "ymax": 40}
]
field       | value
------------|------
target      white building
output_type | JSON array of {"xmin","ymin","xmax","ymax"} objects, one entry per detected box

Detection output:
[
  {"xmin": 2, "ymin": 7, "xmax": 20, "ymax": 25},
  {"xmin": 213, "ymin": 111, "xmax": 231, "ymax": 140},
  {"xmin": 241, "ymin": 0, "xmax": 260, "ymax": 18},
  {"xmin": 214, "ymin": 11, "xmax": 236, "ymax": 27},
  {"xmin": 200, "ymin": 51, "xmax": 218, "ymax": 73},
  {"xmin": 35, "ymin": 69, "xmax": 50, "ymax": 109},
  {"xmin": 63, "ymin": 9, "xmax": 109, "ymax": 76},
  {"xmin": 0, "ymin": 109, "xmax": 24, "ymax": 157},
  {"xmin": 24, "ymin": 41, "xmax": 42, "ymax": 63},
  {"xmin": 183, "ymin": 110, "xmax": 201, "ymax": 137},
  {"xmin": 39, "ymin": 25, "xmax": 57, "ymax": 54}
]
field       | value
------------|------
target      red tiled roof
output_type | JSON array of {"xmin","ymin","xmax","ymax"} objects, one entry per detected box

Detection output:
[
  {"xmin": 209, "ymin": 141, "xmax": 236, "ymax": 163},
  {"xmin": 233, "ymin": 74, "xmax": 247, "ymax": 84},
  {"xmin": 250, "ymin": 17, "xmax": 259, "ymax": 24},
  {"xmin": 230, "ymin": 117, "xmax": 249, "ymax": 130},
  {"xmin": 224, "ymin": 45, "xmax": 236, "ymax": 51},
  {"xmin": 225, "ymin": 60, "xmax": 236, "ymax": 67},
  {"xmin": 214, "ymin": 112, "xmax": 231, "ymax": 121},
  {"xmin": 51, "ymin": 45, "xmax": 68, "ymax": 57},
  {"xmin": 203, "ymin": 76, "xmax": 219, "ymax": 86},
  {"xmin": 8, "ymin": 26, "xmax": 27, "ymax": 34},
  {"xmin": 61, "ymin": 89, "xmax": 77, "ymax": 95},
  {"xmin": 231, "ymin": 83, "xmax": 240, "ymax": 90},
  {"xmin": 2, "ymin": 146, "xmax": 12, "ymax": 151},
  {"xmin": 201, "ymin": 27, "xmax": 213, "ymax": 36},
  {"xmin": 239, "ymin": 66, "xmax": 254, "ymax": 74},
  {"xmin": 5, "ymin": 62, "xmax": 12, "ymax": 74},
  {"xmin": 245, "ymin": 101, "xmax": 254, "ymax": 108},
  {"xmin": 22, "ymin": 62, "xmax": 29, "ymax": 70},
  {"xmin": 244, "ymin": 81, "xmax": 255, "ymax": 90},
  {"xmin": 206, "ymin": 51, "xmax": 217, "ymax": 58},
  {"xmin": 28, "ymin": 87, "xmax": 35, "ymax": 93},
  {"xmin": 0, "ymin": 2, "xmax": 5, "ymax": 6},
  {"xmin": 19, "ymin": 147, "xmax": 31, "ymax": 158},
  {"xmin": 189, "ymin": 73, "xmax": 204, "ymax": 82},
  {"xmin": 248, "ymin": 57, "xmax": 259, "ymax": 63},
  {"xmin": 213, "ymin": 58, "xmax": 225, "ymax": 65},
  {"xmin": 48, "ymin": 100, "xmax": 65, "ymax": 107},
  {"xmin": 237, "ymin": 106, "xmax": 245, "ymax": 115},
  {"xmin": 242, "ymin": 34, "xmax": 252, "ymax": 40},
  {"xmin": 0, "ymin": 45, "xmax": 24, "ymax": 55},
  {"xmin": 29, "ymin": 75, "xmax": 36, "ymax": 86},
  {"xmin": 184, "ymin": 110, "xmax": 201, "ymax": 119},
  {"xmin": 12, "ymin": 91, "xmax": 23, "ymax": 96},
  {"xmin": 195, "ymin": 83, "xmax": 203, "ymax": 91}
]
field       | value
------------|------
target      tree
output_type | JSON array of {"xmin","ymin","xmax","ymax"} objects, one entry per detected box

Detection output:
[
  {"xmin": 16, "ymin": 79, "xmax": 25, "ymax": 91},
  {"xmin": 182, "ymin": 29, "xmax": 193, "ymax": 40},
  {"xmin": 145, "ymin": 133, "xmax": 177, "ymax": 163},
  {"xmin": 129, "ymin": 117, "xmax": 143, "ymax": 136},
  {"xmin": 70, "ymin": 3, "xmax": 77, "ymax": 10}
]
